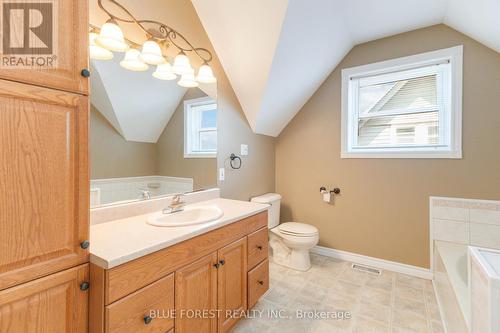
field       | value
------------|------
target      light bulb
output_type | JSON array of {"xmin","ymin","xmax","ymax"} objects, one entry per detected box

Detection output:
[
  {"xmin": 140, "ymin": 39, "xmax": 165, "ymax": 65},
  {"xmin": 196, "ymin": 63, "xmax": 216, "ymax": 83},
  {"xmin": 89, "ymin": 32, "xmax": 113, "ymax": 60},
  {"xmin": 120, "ymin": 49, "xmax": 148, "ymax": 71},
  {"xmin": 172, "ymin": 52, "xmax": 192, "ymax": 75},
  {"xmin": 152, "ymin": 63, "xmax": 177, "ymax": 80},
  {"xmin": 178, "ymin": 68, "xmax": 199, "ymax": 88},
  {"xmin": 96, "ymin": 19, "xmax": 129, "ymax": 52}
]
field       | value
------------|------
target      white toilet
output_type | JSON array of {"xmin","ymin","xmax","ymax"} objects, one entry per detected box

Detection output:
[{"xmin": 251, "ymin": 193, "xmax": 319, "ymax": 271}]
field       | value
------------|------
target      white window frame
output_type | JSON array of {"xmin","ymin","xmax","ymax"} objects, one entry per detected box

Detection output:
[
  {"xmin": 341, "ymin": 45, "xmax": 463, "ymax": 159},
  {"xmin": 184, "ymin": 97, "xmax": 217, "ymax": 158}
]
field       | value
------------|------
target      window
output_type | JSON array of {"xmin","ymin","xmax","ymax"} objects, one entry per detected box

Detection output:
[
  {"xmin": 184, "ymin": 97, "xmax": 217, "ymax": 158},
  {"xmin": 341, "ymin": 46, "xmax": 463, "ymax": 158}
]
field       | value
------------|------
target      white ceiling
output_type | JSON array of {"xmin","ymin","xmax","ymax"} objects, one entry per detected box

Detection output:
[
  {"xmin": 91, "ymin": 57, "xmax": 187, "ymax": 143},
  {"xmin": 192, "ymin": 0, "xmax": 500, "ymax": 137}
]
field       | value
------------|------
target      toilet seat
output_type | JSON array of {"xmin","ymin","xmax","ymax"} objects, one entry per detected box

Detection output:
[{"xmin": 278, "ymin": 222, "xmax": 318, "ymax": 237}]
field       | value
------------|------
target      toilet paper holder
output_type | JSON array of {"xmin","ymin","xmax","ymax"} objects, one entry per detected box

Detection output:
[{"xmin": 319, "ymin": 186, "xmax": 340, "ymax": 195}]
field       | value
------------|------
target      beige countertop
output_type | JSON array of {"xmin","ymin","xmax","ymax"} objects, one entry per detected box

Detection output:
[{"xmin": 90, "ymin": 198, "xmax": 269, "ymax": 269}]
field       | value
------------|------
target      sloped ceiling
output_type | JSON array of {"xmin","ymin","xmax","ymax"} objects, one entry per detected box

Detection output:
[
  {"xmin": 90, "ymin": 57, "xmax": 187, "ymax": 143},
  {"xmin": 192, "ymin": 0, "xmax": 500, "ymax": 137}
]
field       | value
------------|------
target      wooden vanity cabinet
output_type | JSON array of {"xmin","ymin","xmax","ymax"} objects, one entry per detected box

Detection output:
[
  {"xmin": 0, "ymin": 0, "xmax": 89, "ymax": 95},
  {"xmin": 0, "ymin": 264, "xmax": 89, "ymax": 333},
  {"xmin": 0, "ymin": 79, "xmax": 89, "ymax": 291},
  {"xmin": 90, "ymin": 211, "xmax": 269, "ymax": 333},
  {"xmin": 217, "ymin": 238, "xmax": 248, "ymax": 333},
  {"xmin": 0, "ymin": 0, "xmax": 90, "ymax": 330},
  {"xmin": 175, "ymin": 253, "xmax": 218, "ymax": 333}
]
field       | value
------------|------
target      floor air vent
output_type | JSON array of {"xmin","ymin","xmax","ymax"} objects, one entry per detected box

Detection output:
[{"xmin": 351, "ymin": 263, "xmax": 382, "ymax": 275}]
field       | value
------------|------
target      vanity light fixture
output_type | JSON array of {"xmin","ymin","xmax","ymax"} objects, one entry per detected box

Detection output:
[
  {"xmin": 95, "ymin": 18, "xmax": 129, "ymax": 52},
  {"xmin": 153, "ymin": 63, "xmax": 177, "ymax": 80},
  {"xmin": 140, "ymin": 39, "xmax": 165, "ymax": 65},
  {"xmin": 120, "ymin": 49, "xmax": 149, "ymax": 71},
  {"xmin": 178, "ymin": 68, "xmax": 199, "ymax": 88},
  {"xmin": 89, "ymin": 31, "xmax": 114, "ymax": 60},
  {"xmin": 90, "ymin": 0, "xmax": 216, "ymax": 86},
  {"xmin": 196, "ymin": 62, "xmax": 217, "ymax": 84},
  {"xmin": 172, "ymin": 51, "xmax": 192, "ymax": 75}
]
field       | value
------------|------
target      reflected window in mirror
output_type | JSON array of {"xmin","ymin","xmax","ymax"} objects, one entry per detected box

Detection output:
[{"xmin": 184, "ymin": 97, "xmax": 218, "ymax": 158}]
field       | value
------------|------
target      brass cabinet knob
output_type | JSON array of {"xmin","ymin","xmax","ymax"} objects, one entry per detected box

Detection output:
[
  {"xmin": 143, "ymin": 315, "xmax": 153, "ymax": 325},
  {"xmin": 213, "ymin": 263, "xmax": 220, "ymax": 269},
  {"xmin": 80, "ymin": 240, "xmax": 90, "ymax": 249},
  {"xmin": 80, "ymin": 282, "xmax": 90, "ymax": 291},
  {"xmin": 258, "ymin": 280, "xmax": 264, "ymax": 285},
  {"xmin": 219, "ymin": 259, "xmax": 225, "ymax": 266},
  {"xmin": 257, "ymin": 245, "xmax": 263, "ymax": 250}
]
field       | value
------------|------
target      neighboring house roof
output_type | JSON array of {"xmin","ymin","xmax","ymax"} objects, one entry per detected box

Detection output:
[{"xmin": 366, "ymin": 75, "xmax": 437, "ymax": 115}]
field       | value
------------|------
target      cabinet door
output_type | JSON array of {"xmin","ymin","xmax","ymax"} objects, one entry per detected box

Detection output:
[
  {"xmin": 175, "ymin": 253, "xmax": 218, "ymax": 333},
  {"xmin": 0, "ymin": 0, "xmax": 89, "ymax": 94},
  {"xmin": 217, "ymin": 237, "xmax": 248, "ymax": 333},
  {"xmin": 0, "ymin": 264, "xmax": 89, "ymax": 333},
  {"xmin": 0, "ymin": 79, "xmax": 89, "ymax": 290}
]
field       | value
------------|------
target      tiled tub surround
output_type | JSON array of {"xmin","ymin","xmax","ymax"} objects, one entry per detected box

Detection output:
[
  {"xmin": 431, "ymin": 197, "xmax": 500, "ymax": 249},
  {"xmin": 469, "ymin": 246, "xmax": 500, "ymax": 333},
  {"xmin": 433, "ymin": 241, "xmax": 468, "ymax": 333},
  {"xmin": 233, "ymin": 254, "xmax": 443, "ymax": 333},
  {"xmin": 90, "ymin": 175, "xmax": 193, "ymax": 207},
  {"xmin": 430, "ymin": 196, "xmax": 500, "ymax": 332}
]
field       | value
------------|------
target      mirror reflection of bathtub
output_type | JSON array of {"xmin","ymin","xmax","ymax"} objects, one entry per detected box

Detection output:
[{"xmin": 90, "ymin": 176, "xmax": 193, "ymax": 207}]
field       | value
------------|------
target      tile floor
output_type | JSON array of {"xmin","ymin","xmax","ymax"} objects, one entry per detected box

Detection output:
[{"xmin": 233, "ymin": 254, "xmax": 443, "ymax": 333}]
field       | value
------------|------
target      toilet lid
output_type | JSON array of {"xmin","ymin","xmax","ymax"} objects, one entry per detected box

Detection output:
[{"xmin": 278, "ymin": 222, "xmax": 318, "ymax": 237}]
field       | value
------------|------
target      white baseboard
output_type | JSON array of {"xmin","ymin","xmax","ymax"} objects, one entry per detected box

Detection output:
[{"xmin": 311, "ymin": 245, "xmax": 433, "ymax": 280}]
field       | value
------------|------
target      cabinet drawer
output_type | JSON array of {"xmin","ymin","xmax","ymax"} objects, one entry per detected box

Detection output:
[
  {"xmin": 106, "ymin": 273, "xmax": 174, "ymax": 333},
  {"xmin": 247, "ymin": 259, "xmax": 269, "ymax": 309},
  {"xmin": 247, "ymin": 227, "xmax": 269, "ymax": 270}
]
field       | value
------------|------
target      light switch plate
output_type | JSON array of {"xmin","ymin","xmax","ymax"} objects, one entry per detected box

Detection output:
[
  {"xmin": 219, "ymin": 168, "xmax": 225, "ymax": 181},
  {"xmin": 240, "ymin": 144, "xmax": 248, "ymax": 156}
]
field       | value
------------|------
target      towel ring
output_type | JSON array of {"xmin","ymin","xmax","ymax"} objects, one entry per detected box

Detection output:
[{"xmin": 229, "ymin": 153, "xmax": 242, "ymax": 169}]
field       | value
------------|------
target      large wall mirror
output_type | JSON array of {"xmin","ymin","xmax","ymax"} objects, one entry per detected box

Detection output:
[{"xmin": 89, "ymin": 55, "xmax": 218, "ymax": 207}]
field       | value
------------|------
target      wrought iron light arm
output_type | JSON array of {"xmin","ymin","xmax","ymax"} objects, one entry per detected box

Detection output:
[{"xmin": 97, "ymin": 0, "xmax": 213, "ymax": 63}]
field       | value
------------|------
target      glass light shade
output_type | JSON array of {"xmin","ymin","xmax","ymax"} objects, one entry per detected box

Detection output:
[
  {"xmin": 140, "ymin": 39, "xmax": 165, "ymax": 65},
  {"xmin": 96, "ymin": 19, "xmax": 129, "ymax": 52},
  {"xmin": 89, "ymin": 32, "xmax": 113, "ymax": 60},
  {"xmin": 196, "ymin": 64, "xmax": 216, "ymax": 83},
  {"xmin": 172, "ymin": 52, "xmax": 192, "ymax": 75},
  {"xmin": 120, "ymin": 49, "xmax": 148, "ymax": 71},
  {"xmin": 178, "ymin": 69, "xmax": 199, "ymax": 88},
  {"xmin": 152, "ymin": 63, "xmax": 177, "ymax": 80}
]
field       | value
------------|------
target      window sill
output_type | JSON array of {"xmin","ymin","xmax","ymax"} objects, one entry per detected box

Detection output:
[
  {"xmin": 341, "ymin": 149, "xmax": 462, "ymax": 159},
  {"xmin": 184, "ymin": 153, "xmax": 217, "ymax": 159}
]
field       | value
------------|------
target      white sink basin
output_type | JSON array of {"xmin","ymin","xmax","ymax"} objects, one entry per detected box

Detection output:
[{"xmin": 147, "ymin": 205, "xmax": 224, "ymax": 227}]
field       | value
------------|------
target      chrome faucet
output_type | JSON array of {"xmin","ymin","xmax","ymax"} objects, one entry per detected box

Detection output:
[
  {"xmin": 162, "ymin": 193, "xmax": 186, "ymax": 214},
  {"xmin": 139, "ymin": 188, "xmax": 152, "ymax": 200}
]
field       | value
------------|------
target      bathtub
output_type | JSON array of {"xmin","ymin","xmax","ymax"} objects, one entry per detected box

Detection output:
[{"xmin": 433, "ymin": 240, "xmax": 469, "ymax": 333}]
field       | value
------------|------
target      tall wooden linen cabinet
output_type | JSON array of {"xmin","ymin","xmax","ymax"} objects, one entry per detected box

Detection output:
[{"xmin": 0, "ymin": 1, "xmax": 90, "ymax": 332}]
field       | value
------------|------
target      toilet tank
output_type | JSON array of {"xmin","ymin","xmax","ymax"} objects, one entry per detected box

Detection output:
[{"xmin": 251, "ymin": 193, "xmax": 282, "ymax": 229}]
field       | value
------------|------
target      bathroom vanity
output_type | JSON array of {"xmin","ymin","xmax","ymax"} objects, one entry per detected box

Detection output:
[{"xmin": 89, "ymin": 198, "xmax": 270, "ymax": 333}]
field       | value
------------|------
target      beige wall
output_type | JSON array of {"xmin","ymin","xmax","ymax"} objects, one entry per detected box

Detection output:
[
  {"xmin": 90, "ymin": 106, "xmax": 157, "ymax": 179},
  {"xmin": 89, "ymin": 0, "xmax": 275, "ymax": 200},
  {"xmin": 276, "ymin": 25, "xmax": 500, "ymax": 268},
  {"xmin": 157, "ymin": 89, "xmax": 217, "ymax": 189}
]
